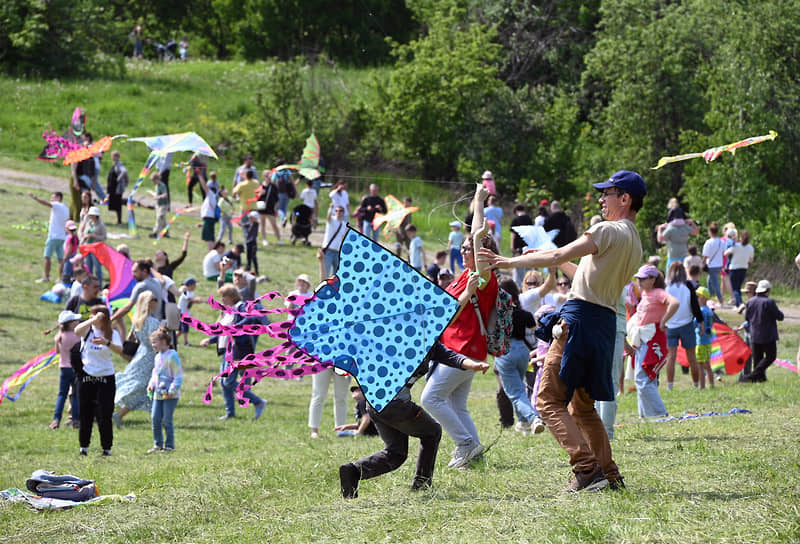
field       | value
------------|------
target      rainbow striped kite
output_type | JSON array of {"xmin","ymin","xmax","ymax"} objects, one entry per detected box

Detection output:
[{"xmin": 652, "ymin": 131, "xmax": 777, "ymax": 170}]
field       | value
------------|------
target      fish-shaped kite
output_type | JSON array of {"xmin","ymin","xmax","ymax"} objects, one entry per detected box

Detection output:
[
  {"xmin": 372, "ymin": 195, "xmax": 419, "ymax": 239},
  {"xmin": 652, "ymin": 131, "xmax": 778, "ymax": 169}
]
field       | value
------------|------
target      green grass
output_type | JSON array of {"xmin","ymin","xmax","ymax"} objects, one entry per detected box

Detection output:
[{"xmin": 2, "ymin": 184, "xmax": 800, "ymax": 542}]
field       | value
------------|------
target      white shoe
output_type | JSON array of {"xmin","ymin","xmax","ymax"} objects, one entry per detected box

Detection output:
[
  {"xmin": 262, "ymin": 239, "xmax": 269, "ymax": 246},
  {"xmin": 531, "ymin": 417, "xmax": 546, "ymax": 434},
  {"xmin": 448, "ymin": 442, "xmax": 484, "ymax": 469},
  {"xmin": 514, "ymin": 421, "xmax": 531, "ymax": 435}
]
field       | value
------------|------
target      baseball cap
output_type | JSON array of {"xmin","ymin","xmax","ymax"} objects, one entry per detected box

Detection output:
[
  {"xmin": 88, "ymin": 206, "xmax": 101, "ymax": 216},
  {"xmin": 481, "ymin": 170, "xmax": 493, "ymax": 180},
  {"xmin": 539, "ymin": 199, "xmax": 549, "ymax": 206},
  {"xmin": 755, "ymin": 280, "xmax": 771, "ymax": 293},
  {"xmin": 438, "ymin": 268, "xmax": 453, "ymax": 278},
  {"xmin": 634, "ymin": 264, "xmax": 660, "ymax": 279},
  {"xmin": 695, "ymin": 286, "xmax": 711, "ymax": 299},
  {"xmin": 449, "ymin": 220, "xmax": 461, "ymax": 228},
  {"xmin": 297, "ymin": 274, "xmax": 311, "ymax": 285},
  {"xmin": 184, "ymin": 277, "xmax": 196, "ymax": 286},
  {"xmin": 58, "ymin": 310, "xmax": 82, "ymax": 324},
  {"xmin": 593, "ymin": 170, "xmax": 647, "ymax": 197},
  {"xmin": 65, "ymin": 219, "xmax": 77, "ymax": 230}
]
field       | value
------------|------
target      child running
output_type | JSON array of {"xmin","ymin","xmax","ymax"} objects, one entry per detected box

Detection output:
[{"xmin": 146, "ymin": 327, "xmax": 183, "ymax": 453}]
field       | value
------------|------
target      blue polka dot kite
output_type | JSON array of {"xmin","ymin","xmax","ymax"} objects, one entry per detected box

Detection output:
[{"xmin": 185, "ymin": 227, "xmax": 460, "ymax": 412}]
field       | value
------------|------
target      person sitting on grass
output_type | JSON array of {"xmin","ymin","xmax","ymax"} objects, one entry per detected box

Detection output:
[
  {"xmin": 334, "ymin": 385, "xmax": 378, "ymax": 437},
  {"xmin": 338, "ymin": 341, "xmax": 488, "ymax": 499}
]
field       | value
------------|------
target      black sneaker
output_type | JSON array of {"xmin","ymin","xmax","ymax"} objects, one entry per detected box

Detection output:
[
  {"xmin": 79, "ymin": 448, "xmax": 88, "ymax": 456},
  {"xmin": 410, "ymin": 477, "xmax": 432, "ymax": 492},
  {"xmin": 339, "ymin": 463, "xmax": 360, "ymax": 499},
  {"xmin": 560, "ymin": 467, "xmax": 609, "ymax": 493},
  {"xmin": 608, "ymin": 477, "xmax": 626, "ymax": 492}
]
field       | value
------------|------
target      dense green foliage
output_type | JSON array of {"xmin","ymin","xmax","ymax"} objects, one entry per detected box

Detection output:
[{"xmin": 2, "ymin": 0, "xmax": 799, "ymax": 276}]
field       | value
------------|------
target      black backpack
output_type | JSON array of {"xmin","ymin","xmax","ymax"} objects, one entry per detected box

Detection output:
[{"xmin": 70, "ymin": 330, "xmax": 91, "ymax": 378}]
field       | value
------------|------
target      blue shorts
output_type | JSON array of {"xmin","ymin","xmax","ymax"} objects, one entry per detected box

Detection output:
[
  {"xmin": 180, "ymin": 322, "xmax": 189, "ymax": 334},
  {"xmin": 667, "ymin": 321, "xmax": 697, "ymax": 349},
  {"xmin": 44, "ymin": 238, "xmax": 65, "ymax": 259}
]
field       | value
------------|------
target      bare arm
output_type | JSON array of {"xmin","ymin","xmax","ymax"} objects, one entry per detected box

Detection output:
[
  {"xmin": 656, "ymin": 223, "xmax": 667, "ymax": 244},
  {"xmin": 536, "ymin": 267, "xmax": 558, "ymax": 298},
  {"xmin": 659, "ymin": 293, "xmax": 680, "ymax": 330},
  {"xmin": 478, "ymin": 232, "xmax": 598, "ymax": 271},
  {"xmin": 28, "ymin": 193, "xmax": 52, "ymax": 208},
  {"xmin": 558, "ymin": 261, "xmax": 578, "ymax": 279}
]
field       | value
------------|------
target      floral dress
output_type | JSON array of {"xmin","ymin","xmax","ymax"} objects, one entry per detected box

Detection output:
[{"xmin": 114, "ymin": 315, "xmax": 159, "ymax": 412}]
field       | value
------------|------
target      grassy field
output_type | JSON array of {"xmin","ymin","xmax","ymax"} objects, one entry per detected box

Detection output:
[{"xmin": 2, "ymin": 178, "xmax": 800, "ymax": 542}]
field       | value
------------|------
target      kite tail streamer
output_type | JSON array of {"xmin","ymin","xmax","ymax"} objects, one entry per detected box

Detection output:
[
  {"xmin": 127, "ymin": 151, "xmax": 161, "ymax": 236},
  {"xmin": 154, "ymin": 206, "xmax": 199, "ymax": 243},
  {"xmin": 1, "ymin": 350, "xmax": 59, "ymax": 404},
  {"xmin": 182, "ymin": 291, "xmax": 331, "ymax": 405}
]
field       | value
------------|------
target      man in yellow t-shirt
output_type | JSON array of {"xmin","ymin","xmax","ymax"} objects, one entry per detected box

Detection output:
[
  {"xmin": 232, "ymin": 169, "xmax": 259, "ymax": 214},
  {"xmin": 479, "ymin": 170, "xmax": 645, "ymax": 494}
]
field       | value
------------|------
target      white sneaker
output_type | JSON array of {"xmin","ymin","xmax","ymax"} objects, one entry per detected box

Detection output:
[
  {"xmin": 262, "ymin": 239, "xmax": 269, "ymax": 246},
  {"xmin": 514, "ymin": 421, "xmax": 531, "ymax": 435},
  {"xmin": 531, "ymin": 417, "xmax": 546, "ymax": 434},
  {"xmin": 448, "ymin": 442, "xmax": 484, "ymax": 469}
]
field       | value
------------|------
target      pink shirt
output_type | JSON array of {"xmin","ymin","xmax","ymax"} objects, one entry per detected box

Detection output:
[{"xmin": 634, "ymin": 288, "xmax": 669, "ymax": 327}]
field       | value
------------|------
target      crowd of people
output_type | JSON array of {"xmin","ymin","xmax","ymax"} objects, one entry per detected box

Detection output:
[{"xmin": 29, "ymin": 154, "xmax": 795, "ymax": 498}]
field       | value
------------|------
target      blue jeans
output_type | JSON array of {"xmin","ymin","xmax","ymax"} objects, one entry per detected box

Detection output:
[
  {"xmin": 449, "ymin": 247, "xmax": 463, "ymax": 271},
  {"xmin": 220, "ymin": 359, "xmax": 263, "ymax": 417},
  {"xmin": 151, "ymin": 397, "xmax": 178, "ymax": 449},
  {"xmin": 729, "ymin": 268, "xmax": 747, "ymax": 306},
  {"xmin": 362, "ymin": 220, "xmax": 381, "ymax": 241},
  {"xmin": 706, "ymin": 267, "xmax": 723, "ymax": 302},
  {"xmin": 495, "ymin": 339, "xmax": 537, "ymax": 423},
  {"xmin": 84, "ymin": 252, "xmax": 103, "ymax": 287},
  {"xmin": 277, "ymin": 193, "xmax": 290, "ymax": 223},
  {"xmin": 53, "ymin": 367, "xmax": 78, "ymax": 422},
  {"xmin": 634, "ymin": 344, "xmax": 667, "ymax": 418},
  {"xmin": 595, "ymin": 330, "xmax": 625, "ymax": 439},
  {"xmin": 323, "ymin": 248, "xmax": 340, "ymax": 278},
  {"xmin": 217, "ymin": 216, "xmax": 233, "ymax": 244}
]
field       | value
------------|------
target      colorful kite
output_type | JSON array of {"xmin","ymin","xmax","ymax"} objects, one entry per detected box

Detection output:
[
  {"xmin": 652, "ymin": 131, "xmax": 778, "ymax": 169},
  {"xmin": 63, "ymin": 135, "xmax": 126, "ymax": 165},
  {"xmin": 677, "ymin": 315, "xmax": 751, "ymax": 374},
  {"xmin": 268, "ymin": 133, "xmax": 323, "ymax": 181},
  {"xmin": 126, "ymin": 132, "xmax": 218, "ymax": 235},
  {"xmin": 775, "ymin": 359, "xmax": 800, "ymax": 375},
  {"xmin": 372, "ymin": 195, "xmax": 419, "ymax": 239},
  {"xmin": 510, "ymin": 225, "xmax": 559, "ymax": 251},
  {"xmin": 37, "ymin": 108, "xmax": 86, "ymax": 161},
  {"xmin": 0, "ymin": 350, "xmax": 59, "ymax": 404},
  {"xmin": 184, "ymin": 227, "xmax": 459, "ymax": 412},
  {"xmin": 78, "ymin": 242, "xmax": 136, "ymax": 303}
]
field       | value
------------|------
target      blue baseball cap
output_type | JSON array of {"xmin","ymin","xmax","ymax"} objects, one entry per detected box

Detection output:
[
  {"xmin": 183, "ymin": 277, "xmax": 196, "ymax": 286},
  {"xmin": 593, "ymin": 170, "xmax": 646, "ymax": 197}
]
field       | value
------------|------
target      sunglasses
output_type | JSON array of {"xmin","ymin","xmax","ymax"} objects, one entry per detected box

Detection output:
[
  {"xmin": 460, "ymin": 246, "xmax": 473, "ymax": 253},
  {"xmin": 525, "ymin": 281, "xmax": 540, "ymax": 287},
  {"xmin": 557, "ymin": 282, "xmax": 570, "ymax": 286}
]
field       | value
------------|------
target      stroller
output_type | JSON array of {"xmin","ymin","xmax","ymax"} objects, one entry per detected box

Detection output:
[
  {"xmin": 151, "ymin": 39, "xmax": 178, "ymax": 61},
  {"xmin": 290, "ymin": 204, "xmax": 313, "ymax": 246}
]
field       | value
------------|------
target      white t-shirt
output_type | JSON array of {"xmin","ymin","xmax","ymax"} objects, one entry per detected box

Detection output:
[
  {"xmin": 702, "ymin": 237, "xmax": 726, "ymax": 268},
  {"xmin": 82, "ymin": 328, "xmax": 122, "ymax": 377},
  {"xmin": 728, "ymin": 243, "xmax": 754, "ymax": 270},
  {"xmin": 178, "ymin": 290, "xmax": 194, "ymax": 315},
  {"xmin": 409, "ymin": 237, "xmax": 423, "ymax": 269},
  {"xmin": 48, "ymin": 201, "xmax": 70, "ymax": 239},
  {"xmin": 665, "ymin": 282, "xmax": 693, "ymax": 329},
  {"xmin": 322, "ymin": 218, "xmax": 347, "ymax": 251},
  {"xmin": 203, "ymin": 250, "xmax": 222, "ymax": 278},
  {"xmin": 201, "ymin": 189, "xmax": 218, "ymax": 219},
  {"xmin": 300, "ymin": 188, "xmax": 317, "ymax": 210}
]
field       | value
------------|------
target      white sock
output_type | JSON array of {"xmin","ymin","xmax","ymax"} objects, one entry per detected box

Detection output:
[{"xmin": 666, "ymin": 382, "xmax": 674, "ymax": 391}]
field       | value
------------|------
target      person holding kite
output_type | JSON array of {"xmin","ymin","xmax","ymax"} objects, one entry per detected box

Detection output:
[
  {"xmin": 339, "ymin": 341, "xmax": 488, "ymax": 498},
  {"xmin": 421, "ymin": 184, "xmax": 497, "ymax": 470},
  {"xmin": 479, "ymin": 170, "xmax": 647, "ymax": 492}
]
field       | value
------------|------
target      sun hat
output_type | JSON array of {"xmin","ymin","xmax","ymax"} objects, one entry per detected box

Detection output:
[
  {"xmin": 593, "ymin": 170, "xmax": 646, "ymax": 197},
  {"xmin": 88, "ymin": 206, "xmax": 101, "ymax": 216},
  {"xmin": 695, "ymin": 286, "xmax": 711, "ymax": 299},
  {"xmin": 481, "ymin": 170, "xmax": 493, "ymax": 180},
  {"xmin": 755, "ymin": 280, "xmax": 771, "ymax": 294},
  {"xmin": 58, "ymin": 310, "xmax": 82, "ymax": 324},
  {"xmin": 297, "ymin": 273, "xmax": 311, "ymax": 285},
  {"xmin": 634, "ymin": 264, "xmax": 660, "ymax": 279}
]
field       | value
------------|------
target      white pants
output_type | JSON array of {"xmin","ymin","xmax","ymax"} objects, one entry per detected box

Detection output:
[
  {"xmin": 421, "ymin": 363, "xmax": 480, "ymax": 447},
  {"xmin": 308, "ymin": 368, "xmax": 350, "ymax": 429}
]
